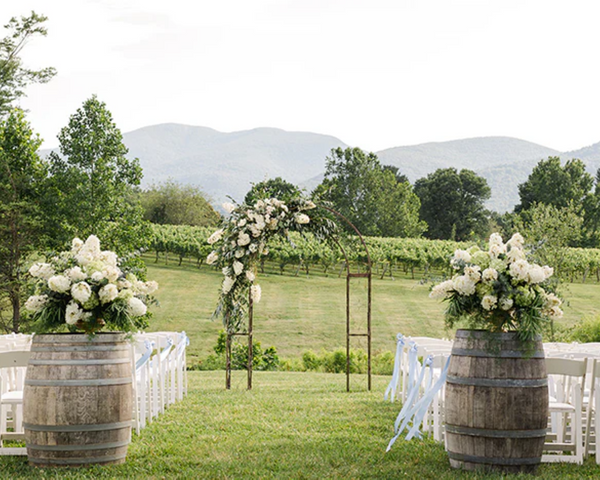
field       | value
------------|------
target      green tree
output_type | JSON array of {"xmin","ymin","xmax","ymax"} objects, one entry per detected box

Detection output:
[
  {"xmin": 140, "ymin": 179, "xmax": 220, "ymax": 226},
  {"xmin": 313, "ymin": 147, "xmax": 425, "ymax": 237},
  {"xmin": 47, "ymin": 96, "xmax": 148, "ymax": 255},
  {"xmin": 244, "ymin": 177, "xmax": 302, "ymax": 205},
  {"xmin": 582, "ymin": 168, "xmax": 600, "ymax": 247},
  {"xmin": 516, "ymin": 157, "xmax": 593, "ymax": 213},
  {"xmin": 514, "ymin": 202, "xmax": 583, "ymax": 281},
  {"xmin": 0, "ymin": 11, "xmax": 56, "ymax": 116},
  {"xmin": 414, "ymin": 168, "xmax": 491, "ymax": 241},
  {"xmin": 0, "ymin": 109, "xmax": 46, "ymax": 332}
]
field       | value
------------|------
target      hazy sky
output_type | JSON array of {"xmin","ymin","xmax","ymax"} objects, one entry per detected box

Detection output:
[{"xmin": 4, "ymin": 0, "xmax": 600, "ymax": 152}]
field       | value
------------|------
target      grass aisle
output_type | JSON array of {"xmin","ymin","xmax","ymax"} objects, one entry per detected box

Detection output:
[{"xmin": 2, "ymin": 371, "xmax": 599, "ymax": 479}]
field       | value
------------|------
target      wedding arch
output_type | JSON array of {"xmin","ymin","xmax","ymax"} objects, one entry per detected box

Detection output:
[{"xmin": 206, "ymin": 197, "xmax": 373, "ymax": 391}]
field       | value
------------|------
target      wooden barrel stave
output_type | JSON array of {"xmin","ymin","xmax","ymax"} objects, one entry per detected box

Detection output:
[
  {"xmin": 23, "ymin": 333, "xmax": 132, "ymax": 467},
  {"xmin": 445, "ymin": 330, "xmax": 548, "ymax": 474}
]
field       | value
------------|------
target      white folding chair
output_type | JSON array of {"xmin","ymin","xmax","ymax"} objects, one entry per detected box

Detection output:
[
  {"xmin": 0, "ymin": 350, "xmax": 30, "ymax": 456},
  {"xmin": 542, "ymin": 357, "xmax": 587, "ymax": 464},
  {"xmin": 131, "ymin": 339, "xmax": 154, "ymax": 434}
]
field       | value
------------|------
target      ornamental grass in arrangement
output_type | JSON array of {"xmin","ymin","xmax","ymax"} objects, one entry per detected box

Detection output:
[
  {"xmin": 429, "ymin": 232, "xmax": 562, "ymax": 342},
  {"xmin": 24, "ymin": 235, "xmax": 158, "ymax": 334}
]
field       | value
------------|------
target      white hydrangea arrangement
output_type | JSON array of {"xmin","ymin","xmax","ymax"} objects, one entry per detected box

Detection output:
[
  {"xmin": 207, "ymin": 196, "xmax": 333, "ymax": 333},
  {"xmin": 430, "ymin": 232, "xmax": 562, "ymax": 341},
  {"xmin": 25, "ymin": 235, "xmax": 158, "ymax": 334}
]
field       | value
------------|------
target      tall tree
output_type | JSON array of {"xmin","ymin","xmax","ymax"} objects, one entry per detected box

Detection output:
[
  {"xmin": 314, "ymin": 147, "xmax": 425, "ymax": 237},
  {"xmin": 414, "ymin": 168, "xmax": 491, "ymax": 241},
  {"xmin": 582, "ymin": 168, "xmax": 600, "ymax": 247},
  {"xmin": 140, "ymin": 179, "xmax": 220, "ymax": 226},
  {"xmin": 516, "ymin": 157, "xmax": 593, "ymax": 213},
  {"xmin": 0, "ymin": 109, "xmax": 46, "ymax": 332},
  {"xmin": 0, "ymin": 11, "xmax": 56, "ymax": 116},
  {"xmin": 47, "ymin": 95, "xmax": 148, "ymax": 254}
]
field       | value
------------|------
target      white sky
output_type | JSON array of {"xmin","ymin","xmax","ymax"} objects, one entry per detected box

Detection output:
[{"xmin": 4, "ymin": 0, "xmax": 600, "ymax": 152}]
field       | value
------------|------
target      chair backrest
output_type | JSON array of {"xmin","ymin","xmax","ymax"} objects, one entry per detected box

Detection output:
[
  {"xmin": 546, "ymin": 357, "xmax": 588, "ymax": 377},
  {"xmin": 0, "ymin": 350, "xmax": 30, "ymax": 369}
]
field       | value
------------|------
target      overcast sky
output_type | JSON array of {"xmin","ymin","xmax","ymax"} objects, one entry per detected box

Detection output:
[{"xmin": 4, "ymin": 0, "xmax": 600, "ymax": 152}]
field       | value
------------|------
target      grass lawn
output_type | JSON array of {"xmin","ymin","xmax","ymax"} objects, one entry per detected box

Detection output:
[
  {"xmin": 146, "ymin": 259, "xmax": 600, "ymax": 364},
  {"xmin": 2, "ymin": 371, "xmax": 598, "ymax": 479}
]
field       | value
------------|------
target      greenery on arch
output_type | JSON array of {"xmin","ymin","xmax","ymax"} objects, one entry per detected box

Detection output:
[{"xmin": 206, "ymin": 196, "xmax": 337, "ymax": 333}]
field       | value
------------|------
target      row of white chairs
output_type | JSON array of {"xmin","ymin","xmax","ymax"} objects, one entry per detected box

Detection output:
[
  {"xmin": 131, "ymin": 331, "xmax": 189, "ymax": 434},
  {"xmin": 386, "ymin": 335, "xmax": 600, "ymax": 465},
  {"xmin": 0, "ymin": 331, "xmax": 189, "ymax": 455}
]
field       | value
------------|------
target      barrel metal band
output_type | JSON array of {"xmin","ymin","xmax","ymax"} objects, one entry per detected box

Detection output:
[
  {"xmin": 447, "ymin": 451, "xmax": 541, "ymax": 466},
  {"xmin": 450, "ymin": 348, "xmax": 545, "ymax": 359},
  {"xmin": 28, "ymin": 453, "xmax": 127, "ymax": 465},
  {"xmin": 446, "ymin": 424, "xmax": 548, "ymax": 438},
  {"xmin": 27, "ymin": 440, "xmax": 130, "ymax": 451},
  {"xmin": 25, "ymin": 377, "xmax": 131, "ymax": 387},
  {"xmin": 31, "ymin": 345, "xmax": 129, "ymax": 352},
  {"xmin": 446, "ymin": 375, "xmax": 548, "ymax": 388},
  {"xmin": 28, "ymin": 358, "xmax": 130, "ymax": 366},
  {"xmin": 23, "ymin": 421, "xmax": 131, "ymax": 432}
]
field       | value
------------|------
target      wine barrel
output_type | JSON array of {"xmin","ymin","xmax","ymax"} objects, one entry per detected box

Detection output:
[
  {"xmin": 445, "ymin": 329, "xmax": 548, "ymax": 474},
  {"xmin": 23, "ymin": 333, "xmax": 132, "ymax": 467}
]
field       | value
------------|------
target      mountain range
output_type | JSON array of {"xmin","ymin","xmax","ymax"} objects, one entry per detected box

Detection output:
[{"xmin": 43, "ymin": 124, "xmax": 600, "ymax": 213}]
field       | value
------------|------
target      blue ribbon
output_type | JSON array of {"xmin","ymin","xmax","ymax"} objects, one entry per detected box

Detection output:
[{"xmin": 384, "ymin": 334, "xmax": 405, "ymax": 402}]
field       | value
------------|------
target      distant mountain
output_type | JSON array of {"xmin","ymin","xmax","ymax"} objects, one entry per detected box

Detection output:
[
  {"xmin": 40, "ymin": 125, "xmax": 600, "ymax": 213},
  {"xmin": 376, "ymin": 137, "xmax": 562, "ymax": 212},
  {"xmin": 123, "ymin": 124, "xmax": 347, "ymax": 206}
]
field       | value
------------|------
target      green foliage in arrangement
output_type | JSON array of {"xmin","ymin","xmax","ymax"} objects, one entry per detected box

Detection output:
[
  {"xmin": 0, "ymin": 11, "xmax": 56, "ymax": 117},
  {"xmin": 45, "ymin": 95, "xmax": 149, "ymax": 256},
  {"xmin": 314, "ymin": 147, "xmax": 426, "ymax": 238},
  {"xmin": 0, "ymin": 109, "xmax": 46, "ymax": 332},
  {"xmin": 414, "ymin": 167, "xmax": 491, "ymax": 241},
  {"xmin": 140, "ymin": 179, "xmax": 220, "ymax": 227}
]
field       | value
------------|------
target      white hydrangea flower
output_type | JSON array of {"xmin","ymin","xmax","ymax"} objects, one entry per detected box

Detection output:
[
  {"xmin": 249, "ymin": 243, "xmax": 258, "ymax": 253},
  {"xmin": 144, "ymin": 281, "xmax": 159, "ymax": 294},
  {"xmin": 234, "ymin": 249, "xmax": 245, "ymax": 258},
  {"xmin": 545, "ymin": 293, "xmax": 561, "ymax": 308},
  {"xmin": 246, "ymin": 270, "xmax": 256, "ymax": 282},
  {"xmin": 117, "ymin": 279, "xmax": 132, "ymax": 290},
  {"xmin": 507, "ymin": 233, "xmax": 524, "ymax": 249},
  {"xmin": 527, "ymin": 265, "xmax": 546, "ymax": 284},
  {"xmin": 451, "ymin": 249, "xmax": 471, "ymax": 269},
  {"xmin": 66, "ymin": 266, "xmax": 87, "ymax": 281},
  {"xmin": 91, "ymin": 271, "xmax": 105, "ymax": 282},
  {"xmin": 429, "ymin": 280, "xmax": 454, "ymax": 299},
  {"xmin": 237, "ymin": 232, "xmax": 251, "ymax": 246},
  {"xmin": 75, "ymin": 250, "xmax": 95, "ymax": 266},
  {"xmin": 222, "ymin": 202, "xmax": 236, "ymax": 214},
  {"xmin": 128, "ymin": 297, "xmax": 147, "ymax": 317},
  {"xmin": 250, "ymin": 284, "xmax": 262, "ymax": 303},
  {"xmin": 207, "ymin": 229, "xmax": 224, "ymax": 245},
  {"xmin": 506, "ymin": 247, "xmax": 526, "ymax": 263},
  {"xmin": 295, "ymin": 213, "xmax": 310, "ymax": 224},
  {"xmin": 98, "ymin": 284, "xmax": 119, "ymax": 304},
  {"xmin": 24, "ymin": 294, "xmax": 48, "ymax": 313},
  {"xmin": 542, "ymin": 265, "xmax": 554, "ymax": 280},
  {"xmin": 488, "ymin": 243, "xmax": 507, "ymax": 259},
  {"xmin": 65, "ymin": 301, "xmax": 83, "ymax": 325},
  {"xmin": 71, "ymin": 282, "xmax": 92, "ymax": 304},
  {"xmin": 453, "ymin": 275, "xmax": 476, "ymax": 296},
  {"xmin": 99, "ymin": 250, "xmax": 118, "ymax": 267},
  {"xmin": 222, "ymin": 276, "xmax": 235, "ymax": 294},
  {"xmin": 29, "ymin": 262, "xmax": 55, "ymax": 280},
  {"xmin": 464, "ymin": 265, "xmax": 481, "ymax": 282},
  {"xmin": 482, "ymin": 268, "xmax": 498, "ymax": 282},
  {"xmin": 268, "ymin": 218, "xmax": 278, "ymax": 230},
  {"xmin": 509, "ymin": 259, "xmax": 530, "ymax": 281},
  {"xmin": 238, "ymin": 218, "xmax": 247, "ymax": 227},
  {"xmin": 48, "ymin": 275, "xmax": 71, "ymax": 293},
  {"xmin": 548, "ymin": 306, "xmax": 563, "ymax": 318},
  {"xmin": 102, "ymin": 265, "xmax": 121, "ymax": 283},
  {"xmin": 206, "ymin": 251, "xmax": 219, "ymax": 265},
  {"xmin": 71, "ymin": 237, "xmax": 84, "ymax": 253},
  {"xmin": 499, "ymin": 297, "xmax": 514, "ymax": 311},
  {"xmin": 489, "ymin": 233, "xmax": 504, "ymax": 246},
  {"xmin": 233, "ymin": 261, "xmax": 244, "ymax": 276},
  {"xmin": 481, "ymin": 294, "xmax": 498, "ymax": 311}
]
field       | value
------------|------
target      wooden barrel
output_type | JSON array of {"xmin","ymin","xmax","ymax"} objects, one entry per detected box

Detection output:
[
  {"xmin": 445, "ymin": 329, "xmax": 548, "ymax": 474},
  {"xmin": 23, "ymin": 333, "xmax": 132, "ymax": 467}
]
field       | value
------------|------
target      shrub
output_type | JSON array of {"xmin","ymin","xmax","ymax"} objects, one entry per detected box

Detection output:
[{"xmin": 564, "ymin": 315, "xmax": 600, "ymax": 343}]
